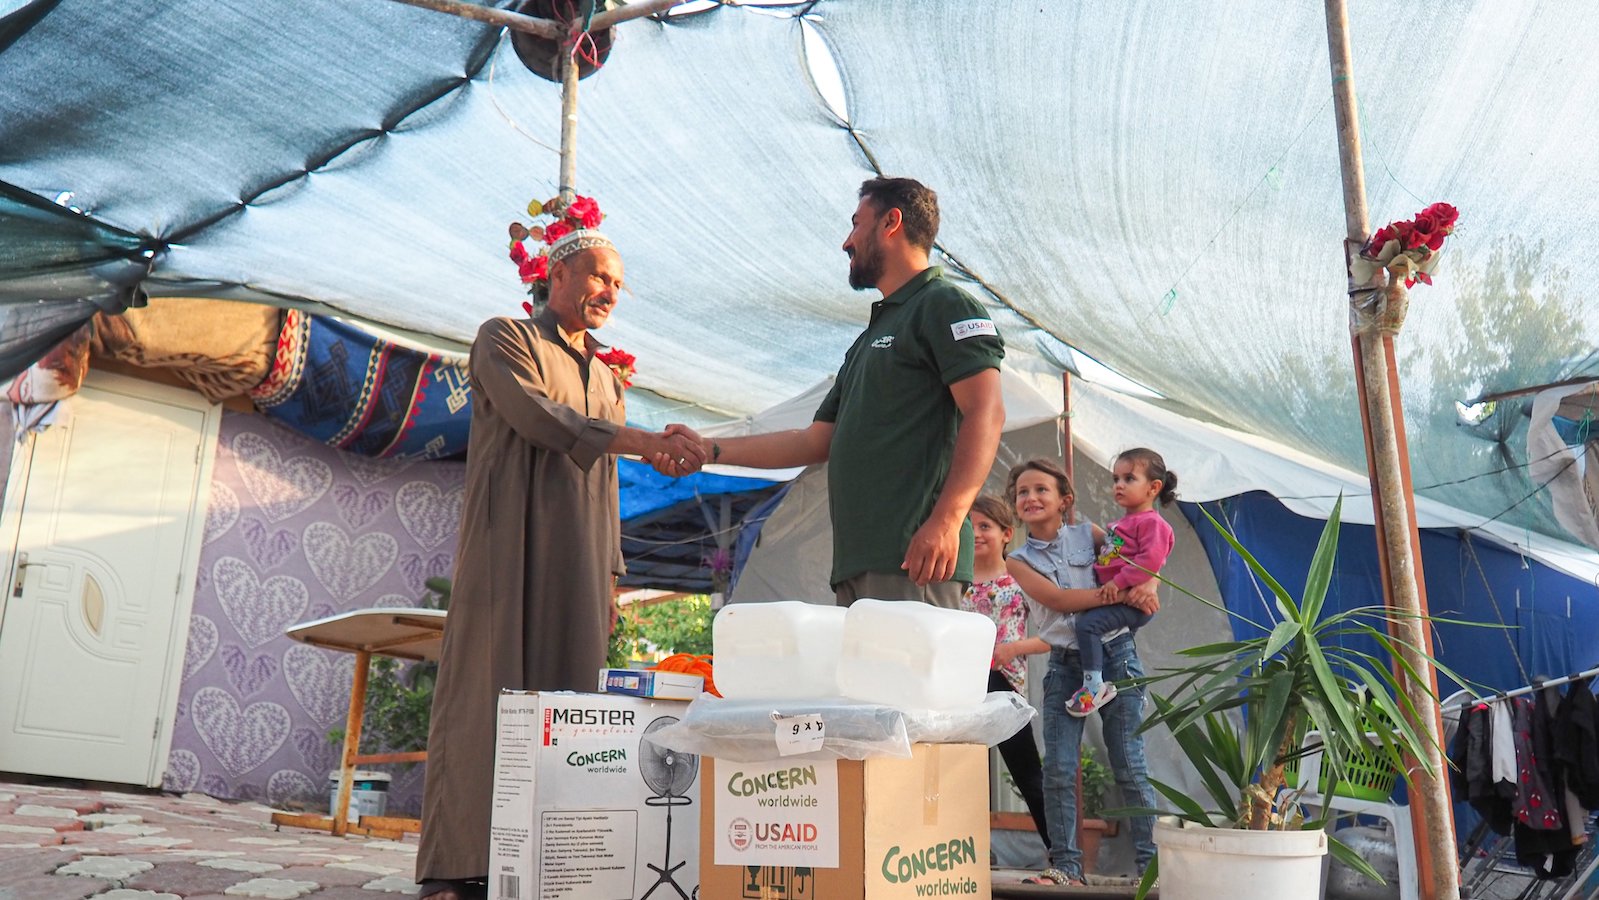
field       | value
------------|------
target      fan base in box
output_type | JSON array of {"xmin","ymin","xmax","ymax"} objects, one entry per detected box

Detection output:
[{"xmin": 510, "ymin": 0, "xmax": 614, "ymax": 83}]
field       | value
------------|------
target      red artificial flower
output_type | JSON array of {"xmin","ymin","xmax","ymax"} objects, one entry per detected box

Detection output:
[
  {"xmin": 1410, "ymin": 210, "xmax": 1440, "ymax": 248},
  {"xmin": 1391, "ymin": 219, "xmax": 1420, "ymax": 250},
  {"xmin": 543, "ymin": 220, "xmax": 574, "ymax": 245},
  {"xmin": 597, "ymin": 347, "xmax": 636, "ymax": 389},
  {"xmin": 510, "ymin": 241, "xmax": 529, "ymax": 264},
  {"xmin": 1426, "ymin": 202, "xmax": 1459, "ymax": 229},
  {"xmin": 568, "ymin": 195, "xmax": 604, "ymax": 230},
  {"xmin": 517, "ymin": 254, "xmax": 548, "ymax": 284},
  {"xmin": 521, "ymin": 300, "xmax": 535, "ymax": 316},
  {"xmin": 1368, "ymin": 225, "xmax": 1396, "ymax": 254}
]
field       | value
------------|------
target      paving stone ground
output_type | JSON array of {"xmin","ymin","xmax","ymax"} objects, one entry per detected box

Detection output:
[{"xmin": 0, "ymin": 778, "xmax": 420, "ymax": 898}]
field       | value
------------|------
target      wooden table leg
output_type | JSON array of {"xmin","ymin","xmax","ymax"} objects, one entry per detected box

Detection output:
[{"xmin": 331, "ymin": 649, "xmax": 371, "ymax": 838}]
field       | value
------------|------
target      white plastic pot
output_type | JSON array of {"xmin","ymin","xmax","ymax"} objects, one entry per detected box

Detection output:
[{"xmin": 1154, "ymin": 820, "xmax": 1327, "ymax": 900}]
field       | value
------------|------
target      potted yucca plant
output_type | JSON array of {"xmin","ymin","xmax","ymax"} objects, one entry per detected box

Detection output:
[{"xmin": 1127, "ymin": 497, "xmax": 1457, "ymax": 899}]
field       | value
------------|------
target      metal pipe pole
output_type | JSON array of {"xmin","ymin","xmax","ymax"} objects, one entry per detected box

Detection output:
[{"xmin": 1324, "ymin": 3, "xmax": 1458, "ymax": 898}]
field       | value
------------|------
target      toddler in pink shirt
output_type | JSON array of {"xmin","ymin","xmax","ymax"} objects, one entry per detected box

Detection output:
[{"xmin": 1068, "ymin": 447, "xmax": 1178, "ymax": 717}]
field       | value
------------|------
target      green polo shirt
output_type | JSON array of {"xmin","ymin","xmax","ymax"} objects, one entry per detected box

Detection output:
[{"xmin": 814, "ymin": 266, "xmax": 1005, "ymax": 587}]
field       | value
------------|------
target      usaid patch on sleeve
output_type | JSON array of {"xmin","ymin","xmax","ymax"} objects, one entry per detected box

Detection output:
[{"xmin": 950, "ymin": 318, "xmax": 998, "ymax": 341}]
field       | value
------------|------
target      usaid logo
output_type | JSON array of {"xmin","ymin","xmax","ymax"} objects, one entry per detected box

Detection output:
[
  {"xmin": 950, "ymin": 318, "xmax": 997, "ymax": 341},
  {"xmin": 870, "ymin": 335, "xmax": 895, "ymax": 349},
  {"xmin": 728, "ymin": 817, "xmax": 752, "ymax": 852}
]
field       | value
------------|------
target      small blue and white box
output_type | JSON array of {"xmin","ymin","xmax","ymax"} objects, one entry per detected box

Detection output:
[{"xmin": 597, "ymin": 667, "xmax": 704, "ymax": 700}]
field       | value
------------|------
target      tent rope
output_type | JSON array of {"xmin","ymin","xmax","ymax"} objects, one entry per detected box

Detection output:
[
  {"xmin": 486, "ymin": 34, "xmax": 564, "ymax": 158},
  {"xmin": 1132, "ymin": 95, "xmax": 1334, "ymax": 329},
  {"xmin": 1462, "ymin": 532, "xmax": 1531, "ymax": 688}
]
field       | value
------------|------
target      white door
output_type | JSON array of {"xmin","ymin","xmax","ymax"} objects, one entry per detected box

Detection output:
[{"xmin": 0, "ymin": 373, "xmax": 217, "ymax": 785}]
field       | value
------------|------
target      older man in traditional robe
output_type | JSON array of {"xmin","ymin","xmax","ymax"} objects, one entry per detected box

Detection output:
[{"xmin": 416, "ymin": 228, "xmax": 703, "ymax": 900}]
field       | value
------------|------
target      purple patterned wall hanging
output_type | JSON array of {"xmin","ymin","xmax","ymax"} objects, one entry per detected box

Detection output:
[{"xmin": 168, "ymin": 410, "xmax": 464, "ymax": 815}]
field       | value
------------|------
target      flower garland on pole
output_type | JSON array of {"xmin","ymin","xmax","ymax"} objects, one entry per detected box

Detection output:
[
  {"xmin": 507, "ymin": 194, "xmax": 636, "ymax": 389},
  {"xmin": 1349, "ymin": 202, "xmax": 1459, "ymax": 334}
]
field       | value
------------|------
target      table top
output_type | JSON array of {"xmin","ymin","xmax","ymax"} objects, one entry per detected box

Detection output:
[{"xmin": 284, "ymin": 607, "xmax": 446, "ymax": 662}]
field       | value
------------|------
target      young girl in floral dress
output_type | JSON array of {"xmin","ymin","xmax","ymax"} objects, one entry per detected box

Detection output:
[{"xmin": 963, "ymin": 495, "xmax": 1052, "ymax": 848}]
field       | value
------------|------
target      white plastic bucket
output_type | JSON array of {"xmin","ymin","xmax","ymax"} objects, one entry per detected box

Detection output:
[
  {"xmin": 328, "ymin": 770, "xmax": 391, "ymax": 824},
  {"xmin": 835, "ymin": 598, "xmax": 996, "ymax": 711},
  {"xmin": 712, "ymin": 601, "xmax": 847, "ymax": 699},
  {"xmin": 1153, "ymin": 820, "xmax": 1326, "ymax": 900}
]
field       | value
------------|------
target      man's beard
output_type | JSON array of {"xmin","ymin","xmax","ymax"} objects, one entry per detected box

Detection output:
[{"xmin": 847, "ymin": 242, "xmax": 883, "ymax": 291}]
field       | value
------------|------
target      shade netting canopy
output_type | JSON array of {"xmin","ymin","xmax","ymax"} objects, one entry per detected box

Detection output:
[{"xmin": 3, "ymin": 0, "xmax": 1598, "ymax": 549}]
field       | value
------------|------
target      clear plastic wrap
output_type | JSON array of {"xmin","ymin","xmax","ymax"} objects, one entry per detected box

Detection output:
[
  {"xmin": 904, "ymin": 689, "xmax": 1036, "ymax": 746},
  {"xmin": 643, "ymin": 691, "xmax": 1036, "ymax": 762}
]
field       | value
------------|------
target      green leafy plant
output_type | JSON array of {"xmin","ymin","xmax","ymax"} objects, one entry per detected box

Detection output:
[
  {"xmin": 996, "ymin": 744, "xmax": 1110, "ymax": 823},
  {"xmin": 607, "ymin": 594, "xmax": 714, "ymax": 667},
  {"xmin": 1078, "ymin": 744, "xmax": 1114, "ymax": 820},
  {"xmin": 1123, "ymin": 497, "xmax": 1466, "ymax": 896},
  {"xmin": 328, "ymin": 577, "xmax": 451, "ymax": 760}
]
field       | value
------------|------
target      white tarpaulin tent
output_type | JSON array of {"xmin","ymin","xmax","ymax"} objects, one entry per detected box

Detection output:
[{"xmin": 3, "ymin": 0, "xmax": 1598, "ymax": 550}]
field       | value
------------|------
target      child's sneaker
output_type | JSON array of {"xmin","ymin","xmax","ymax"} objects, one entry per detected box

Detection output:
[{"xmin": 1066, "ymin": 682, "xmax": 1117, "ymax": 717}]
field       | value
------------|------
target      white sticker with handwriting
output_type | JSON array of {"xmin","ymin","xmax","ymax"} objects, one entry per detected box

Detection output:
[{"xmin": 772, "ymin": 713, "xmax": 826, "ymax": 756}]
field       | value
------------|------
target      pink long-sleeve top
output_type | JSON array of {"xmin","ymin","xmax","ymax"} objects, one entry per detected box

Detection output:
[{"xmin": 1093, "ymin": 508, "xmax": 1175, "ymax": 589}]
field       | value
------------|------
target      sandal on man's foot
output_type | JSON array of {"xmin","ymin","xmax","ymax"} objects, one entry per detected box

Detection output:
[
  {"xmin": 1065, "ymin": 682, "xmax": 1118, "ymax": 718},
  {"xmin": 1021, "ymin": 867, "xmax": 1084, "ymax": 885}
]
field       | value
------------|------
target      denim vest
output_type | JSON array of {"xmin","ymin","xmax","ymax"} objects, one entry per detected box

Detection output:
[{"xmin": 1010, "ymin": 519, "xmax": 1097, "ymax": 649}]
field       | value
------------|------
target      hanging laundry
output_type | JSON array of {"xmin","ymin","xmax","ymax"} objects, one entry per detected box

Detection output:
[
  {"xmin": 1512, "ymin": 695, "xmax": 1564, "ymax": 831},
  {"xmin": 1511, "ymin": 694, "xmax": 1580, "ymax": 878},
  {"xmin": 1451, "ymin": 703, "xmax": 1514, "ymax": 835},
  {"xmin": 1554, "ymin": 678, "xmax": 1599, "ymax": 808}
]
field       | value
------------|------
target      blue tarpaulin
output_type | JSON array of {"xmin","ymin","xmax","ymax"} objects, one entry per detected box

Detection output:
[
  {"xmin": 619, "ymin": 458, "xmax": 779, "ymax": 522},
  {"xmin": 618, "ymin": 458, "xmax": 784, "ymax": 593},
  {"xmin": 1183, "ymin": 492, "xmax": 1599, "ymax": 700}
]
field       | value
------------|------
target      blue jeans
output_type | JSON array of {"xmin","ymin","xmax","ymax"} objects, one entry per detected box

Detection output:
[
  {"xmin": 1074, "ymin": 605, "xmax": 1154, "ymax": 675},
  {"xmin": 1041, "ymin": 634, "xmax": 1157, "ymax": 878}
]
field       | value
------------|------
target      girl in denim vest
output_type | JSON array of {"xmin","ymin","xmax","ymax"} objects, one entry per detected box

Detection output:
[{"xmin": 1004, "ymin": 458, "xmax": 1158, "ymax": 887}]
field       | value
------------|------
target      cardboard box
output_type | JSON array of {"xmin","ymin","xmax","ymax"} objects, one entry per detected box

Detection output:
[
  {"xmin": 598, "ymin": 667, "xmax": 705, "ymax": 701},
  {"xmin": 699, "ymin": 744, "xmax": 990, "ymax": 900},
  {"xmin": 489, "ymin": 691, "xmax": 700, "ymax": 900}
]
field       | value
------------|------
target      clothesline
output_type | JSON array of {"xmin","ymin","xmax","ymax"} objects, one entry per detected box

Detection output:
[{"xmin": 1441, "ymin": 663, "xmax": 1599, "ymax": 714}]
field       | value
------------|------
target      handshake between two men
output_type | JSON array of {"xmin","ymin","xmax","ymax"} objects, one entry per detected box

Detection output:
[{"xmin": 646, "ymin": 423, "xmax": 710, "ymax": 478}]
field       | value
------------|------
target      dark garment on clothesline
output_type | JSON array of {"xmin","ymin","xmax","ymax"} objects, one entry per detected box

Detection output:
[
  {"xmin": 1451, "ymin": 704, "xmax": 1515, "ymax": 836},
  {"xmin": 1513, "ymin": 695, "xmax": 1564, "ymax": 832},
  {"xmin": 1554, "ymin": 679, "xmax": 1599, "ymax": 808},
  {"xmin": 1512, "ymin": 692, "xmax": 1580, "ymax": 878}
]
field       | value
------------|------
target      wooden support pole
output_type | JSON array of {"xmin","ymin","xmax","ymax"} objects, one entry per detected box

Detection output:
[
  {"xmin": 590, "ymin": 0, "xmax": 684, "ymax": 30},
  {"xmin": 331, "ymin": 648, "xmax": 372, "ymax": 838},
  {"xmin": 1061, "ymin": 369, "xmax": 1084, "ymax": 854},
  {"xmin": 559, "ymin": 36, "xmax": 580, "ymax": 206},
  {"xmin": 1324, "ymin": 3, "xmax": 1458, "ymax": 898},
  {"xmin": 379, "ymin": 0, "xmax": 561, "ymax": 39},
  {"xmin": 1060, "ymin": 370, "xmax": 1074, "ymax": 486},
  {"xmin": 380, "ymin": 0, "xmax": 685, "ymax": 42}
]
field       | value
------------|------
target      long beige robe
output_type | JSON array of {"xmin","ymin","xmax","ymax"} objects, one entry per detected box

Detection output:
[{"xmin": 417, "ymin": 309, "xmax": 625, "ymax": 882}]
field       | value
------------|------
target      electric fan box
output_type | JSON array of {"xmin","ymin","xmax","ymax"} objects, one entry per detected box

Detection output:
[
  {"xmin": 488, "ymin": 690, "xmax": 700, "ymax": 900},
  {"xmin": 698, "ymin": 743, "xmax": 991, "ymax": 900}
]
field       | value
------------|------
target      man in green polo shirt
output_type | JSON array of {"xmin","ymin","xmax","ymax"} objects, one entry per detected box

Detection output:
[{"xmin": 662, "ymin": 177, "xmax": 1005, "ymax": 607}]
